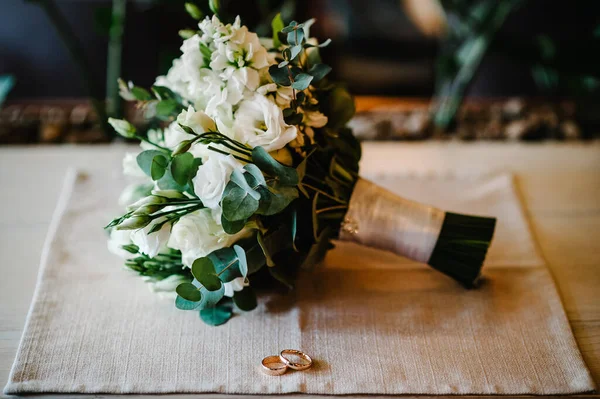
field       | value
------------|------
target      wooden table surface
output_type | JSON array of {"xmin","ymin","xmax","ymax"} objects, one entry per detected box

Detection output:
[{"xmin": 1, "ymin": 141, "xmax": 599, "ymax": 398}]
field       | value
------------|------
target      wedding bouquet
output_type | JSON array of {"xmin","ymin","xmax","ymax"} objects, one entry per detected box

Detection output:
[{"xmin": 106, "ymin": 7, "xmax": 496, "ymax": 326}]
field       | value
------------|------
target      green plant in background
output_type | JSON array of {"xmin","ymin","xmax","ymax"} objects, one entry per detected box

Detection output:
[
  {"xmin": 433, "ymin": 0, "xmax": 523, "ymax": 131},
  {"xmin": 433, "ymin": 0, "xmax": 600, "ymax": 131},
  {"xmin": 25, "ymin": 0, "xmax": 111, "ymax": 136},
  {"xmin": 0, "ymin": 75, "xmax": 15, "ymax": 108}
]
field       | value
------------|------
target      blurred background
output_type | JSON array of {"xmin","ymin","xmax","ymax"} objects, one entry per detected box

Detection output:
[{"xmin": 1, "ymin": 0, "xmax": 599, "ymax": 143}]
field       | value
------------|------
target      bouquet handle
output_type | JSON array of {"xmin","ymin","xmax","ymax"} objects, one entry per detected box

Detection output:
[{"xmin": 339, "ymin": 178, "xmax": 496, "ymax": 288}]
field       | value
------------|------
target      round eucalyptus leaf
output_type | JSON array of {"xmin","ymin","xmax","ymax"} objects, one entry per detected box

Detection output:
[
  {"xmin": 175, "ymin": 295, "xmax": 201, "ymax": 310},
  {"xmin": 233, "ymin": 245, "xmax": 248, "ymax": 278},
  {"xmin": 175, "ymin": 282, "xmax": 201, "ymax": 302},
  {"xmin": 199, "ymin": 305, "xmax": 232, "ymax": 326},
  {"xmin": 233, "ymin": 286, "xmax": 258, "ymax": 311},
  {"xmin": 192, "ymin": 257, "xmax": 222, "ymax": 291}
]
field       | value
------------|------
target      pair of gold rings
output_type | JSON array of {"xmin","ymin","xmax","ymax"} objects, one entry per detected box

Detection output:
[{"xmin": 261, "ymin": 349, "xmax": 313, "ymax": 376}]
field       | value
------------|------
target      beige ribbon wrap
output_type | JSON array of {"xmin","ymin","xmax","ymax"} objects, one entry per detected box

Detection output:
[{"xmin": 339, "ymin": 178, "xmax": 445, "ymax": 263}]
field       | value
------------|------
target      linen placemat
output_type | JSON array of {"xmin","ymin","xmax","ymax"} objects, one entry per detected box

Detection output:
[{"xmin": 4, "ymin": 168, "xmax": 595, "ymax": 395}]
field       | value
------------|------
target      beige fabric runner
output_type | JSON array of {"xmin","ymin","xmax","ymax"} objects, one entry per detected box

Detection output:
[{"xmin": 4, "ymin": 168, "xmax": 595, "ymax": 395}]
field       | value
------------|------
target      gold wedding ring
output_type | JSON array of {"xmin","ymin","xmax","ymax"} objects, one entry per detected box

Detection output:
[
  {"xmin": 279, "ymin": 349, "xmax": 313, "ymax": 371},
  {"xmin": 261, "ymin": 355, "xmax": 288, "ymax": 376}
]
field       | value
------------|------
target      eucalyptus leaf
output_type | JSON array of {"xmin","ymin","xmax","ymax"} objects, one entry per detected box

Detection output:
[
  {"xmin": 251, "ymin": 147, "xmax": 298, "ymax": 186},
  {"xmin": 290, "ymin": 44, "xmax": 302, "ymax": 60},
  {"xmin": 198, "ymin": 283, "xmax": 225, "ymax": 309},
  {"xmin": 170, "ymin": 152, "xmax": 195, "ymax": 185},
  {"xmin": 191, "ymin": 257, "xmax": 222, "ymax": 291},
  {"xmin": 150, "ymin": 155, "xmax": 168, "ymax": 180},
  {"xmin": 308, "ymin": 63, "xmax": 332, "ymax": 82},
  {"xmin": 208, "ymin": 248, "xmax": 243, "ymax": 283},
  {"xmin": 221, "ymin": 168, "xmax": 261, "ymax": 222},
  {"xmin": 175, "ymin": 295, "xmax": 201, "ymax": 310},
  {"xmin": 292, "ymin": 73, "xmax": 313, "ymax": 90},
  {"xmin": 287, "ymin": 28, "xmax": 304, "ymax": 46},
  {"xmin": 257, "ymin": 185, "xmax": 299, "ymax": 216},
  {"xmin": 281, "ymin": 21, "xmax": 297, "ymax": 33},
  {"xmin": 199, "ymin": 305, "xmax": 232, "ymax": 326},
  {"xmin": 269, "ymin": 65, "xmax": 291, "ymax": 86},
  {"xmin": 326, "ymin": 87, "xmax": 355, "ymax": 129},
  {"xmin": 233, "ymin": 245, "xmax": 248, "ymax": 278},
  {"xmin": 137, "ymin": 150, "xmax": 167, "ymax": 177},
  {"xmin": 221, "ymin": 215, "xmax": 246, "ymax": 234},
  {"xmin": 176, "ymin": 282, "xmax": 201, "ymax": 302},
  {"xmin": 233, "ymin": 287, "xmax": 257, "ymax": 311},
  {"xmin": 157, "ymin": 167, "xmax": 188, "ymax": 191}
]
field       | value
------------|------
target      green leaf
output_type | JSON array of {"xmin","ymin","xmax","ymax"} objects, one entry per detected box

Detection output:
[
  {"xmin": 199, "ymin": 42, "xmax": 212, "ymax": 66},
  {"xmin": 208, "ymin": 248, "xmax": 243, "ymax": 283},
  {"xmin": 131, "ymin": 86, "xmax": 152, "ymax": 101},
  {"xmin": 221, "ymin": 216, "xmax": 246, "ymax": 234},
  {"xmin": 269, "ymin": 65, "xmax": 291, "ymax": 86},
  {"xmin": 136, "ymin": 150, "xmax": 166, "ymax": 177},
  {"xmin": 301, "ymin": 227, "xmax": 335, "ymax": 270},
  {"xmin": 291, "ymin": 73, "xmax": 313, "ymax": 90},
  {"xmin": 308, "ymin": 63, "xmax": 332, "ymax": 82},
  {"xmin": 175, "ymin": 295, "xmax": 201, "ymax": 310},
  {"xmin": 251, "ymin": 146, "xmax": 298, "ymax": 186},
  {"xmin": 287, "ymin": 28, "xmax": 305, "ymax": 45},
  {"xmin": 198, "ymin": 283, "xmax": 225, "ymax": 309},
  {"xmin": 150, "ymin": 155, "xmax": 168, "ymax": 180},
  {"xmin": 283, "ymin": 108, "xmax": 303, "ymax": 125},
  {"xmin": 233, "ymin": 245, "xmax": 248, "ymax": 278},
  {"xmin": 155, "ymin": 99, "xmax": 180, "ymax": 120},
  {"xmin": 304, "ymin": 38, "xmax": 331, "ymax": 48},
  {"xmin": 199, "ymin": 305, "xmax": 232, "ymax": 326},
  {"xmin": 271, "ymin": 13, "xmax": 285, "ymax": 48},
  {"xmin": 176, "ymin": 282, "xmax": 201, "ymax": 302},
  {"xmin": 290, "ymin": 44, "xmax": 302, "ymax": 60},
  {"xmin": 221, "ymin": 169, "xmax": 261, "ymax": 222},
  {"xmin": 257, "ymin": 185, "xmax": 299, "ymax": 216},
  {"xmin": 257, "ymin": 232, "xmax": 275, "ymax": 267},
  {"xmin": 185, "ymin": 2, "xmax": 203, "ymax": 20},
  {"xmin": 191, "ymin": 257, "xmax": 222, "ymax": 291},
  {"xmin": 326, "ymin": 87, "xmax": 355, "ymax": 129},
  {"xmin": 208, "ymin": 0, "xmax": 220, "ymax": 16},
  {"xmin": 157, "ymin": 167, "xmax": 188, "ymax": 191},
  {"xmin": 233, "ymin": 287, "xmax": 257, "ymax": 311},
  {"xmin": 281, "ymin": 21, "xmax": 298, "ymax": 33},
  {"xmin": 152, "ymin": 85, "xmax": 180, "ymax": 101},
  {"xmin": 170, "ymin": 152, "xmax": 196, "ymax": 185},
  {"xmin": 291, "ymin": 209, "xmax": 299, "ymax": 251},
  {"xmin": 243, "ymin": 163, "xmax": 267, "ymax": 187}
]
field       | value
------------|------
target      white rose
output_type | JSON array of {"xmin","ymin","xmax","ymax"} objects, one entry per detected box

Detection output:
[
  {"xmin": 131, "ymin": 220, "xmax": 171, "ymax": 258},
  {"xmin": 177, "ymin": 105, "xmax": 216, "ymax": 134},
  {"xmin": 192, "ymin": 152, "xmax": 242, "ymax": 210},
  {"xmin": 107, "ymin": 228, "xmax": 133, "ymax": 259},
  {"xmin": 122, "ymin": 152, "xmax": 146, "ymax": 179},
  {"xmin": 167, "ymin": 209, "xmax": 250, "ymax": 267},
  {"xmin": 224, "ymin": 276, "xmax": 248, "ymax": 297},
  {"xmin": 233, "ymin": 94, "xmax": 297, "ymax": 151}
]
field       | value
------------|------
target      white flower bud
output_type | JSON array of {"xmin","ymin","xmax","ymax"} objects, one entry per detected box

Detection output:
[
  {"xmin": 108, "ymin": 118, "xmax": 137, "ymax": 138},
  {"xmin": 116, "ymin": 215, "xmax": 151, "ymax": 230}
]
